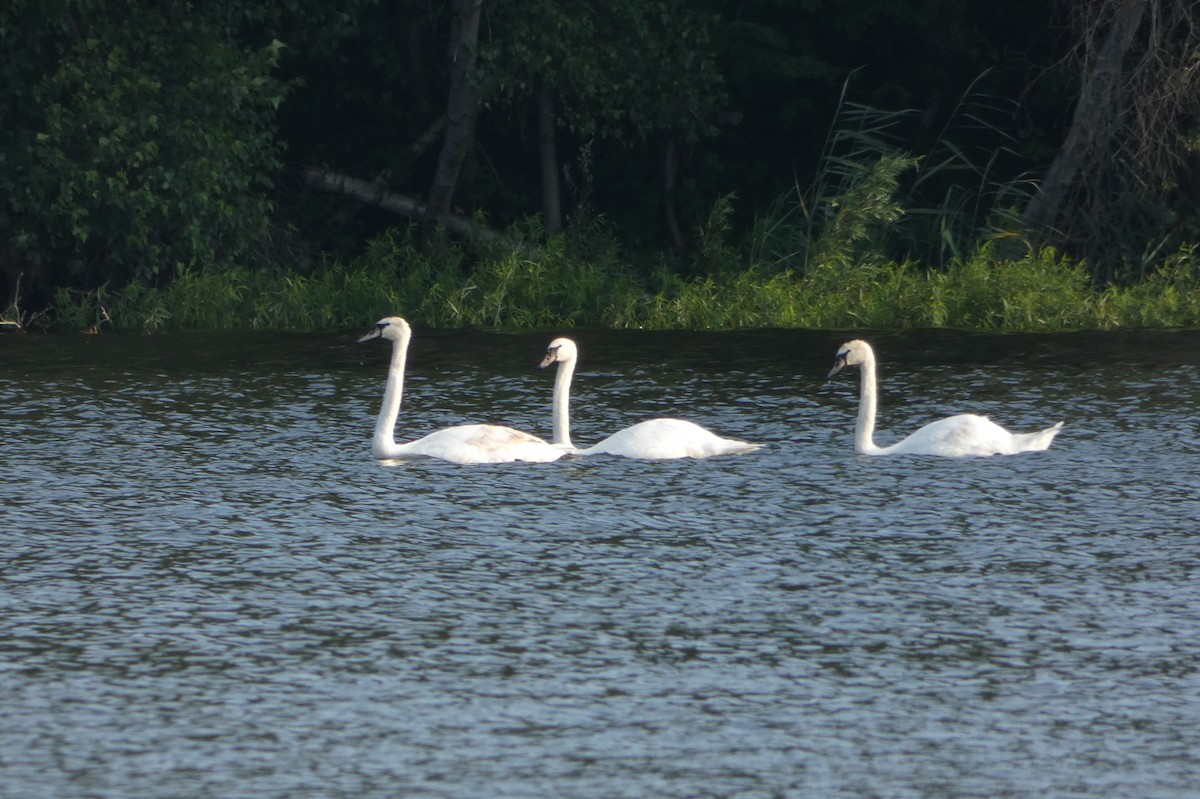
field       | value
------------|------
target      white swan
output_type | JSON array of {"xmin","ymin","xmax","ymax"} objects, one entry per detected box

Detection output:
[
  {"xmin": 827, "ymin": 339, "xmax": 1063, "ymax": 457},
  {"xmin": 358, "ymin": 317, "xmax": 565, "ymax": 464},
  {"xmin": 538, "ymin": 337, "xmax": 761, "ymax": 459}
]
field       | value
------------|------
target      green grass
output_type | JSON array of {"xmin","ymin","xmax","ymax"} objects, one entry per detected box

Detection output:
[{"xmin": 47, "ymin": 233, "xmax": 1200, "ymax": 333}]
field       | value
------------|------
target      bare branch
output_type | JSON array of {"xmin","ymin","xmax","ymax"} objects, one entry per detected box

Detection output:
[
  {"xmin": 299, "ymin": 165, "xmax": 496, "ymax": 241},
  {"xmin": 1025, "ymin": 0, "xmax": 1200, "ymax": 266}
]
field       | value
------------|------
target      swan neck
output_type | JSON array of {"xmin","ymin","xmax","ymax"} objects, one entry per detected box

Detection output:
[
  {"xmin": 375, "ymin": 333, "xmax": 409, "ymax": 454},
  {"xmin": 551, "ymin": 357, "xmax": 575, "ymax": 448},
  {"xmin": 856, "ymin": 350, "xmax": 879, "ymax": 455}
]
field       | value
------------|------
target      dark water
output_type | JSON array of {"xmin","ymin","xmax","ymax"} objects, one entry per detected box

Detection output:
[{"xmin": 2, "ymin": 327, "xmax": 1199, "ymax": 799}]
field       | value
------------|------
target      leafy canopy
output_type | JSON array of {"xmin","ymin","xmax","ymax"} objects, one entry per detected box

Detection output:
[{"xmin": 0, "ymin": 0, "xmax": 285, "ymax": 287}]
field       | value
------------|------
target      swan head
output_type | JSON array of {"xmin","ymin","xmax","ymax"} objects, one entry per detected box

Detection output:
[
  {"xmin": 827, "ymin": 339, "xmax": 873, "ymax": 379},
  {"xmin": 538, "ymin": 337, "xmax": 578, "ymax": 370},
  {"xmin": 357, "ymin": 316, "xmax": 412, "ymax": 344}
]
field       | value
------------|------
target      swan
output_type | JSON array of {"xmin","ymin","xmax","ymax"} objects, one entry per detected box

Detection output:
[
  {"xmin": 827, "ymin": 339, "xmax": 1063, "ymax": 457},
  {"xmin": 538, "ymin": 337, "xmax": 761, "ymax": 459},
  {"xmin": 358, "ymin": 317, "xmax": 565, "ymax": 464}
]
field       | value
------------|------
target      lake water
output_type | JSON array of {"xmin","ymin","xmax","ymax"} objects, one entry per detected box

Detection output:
[{"xmin": 2, "ymin": 326, "xmax": 1199, "ymax": 799}]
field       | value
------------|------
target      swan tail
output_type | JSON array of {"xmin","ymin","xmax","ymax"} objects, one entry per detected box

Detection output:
[{"xmin": 1013, "ymin": 421, "xmax": 1063, "ymax": 452}]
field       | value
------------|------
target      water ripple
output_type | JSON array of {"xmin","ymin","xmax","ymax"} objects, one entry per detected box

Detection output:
[{"xmin": 2, "ymin": 329, "xmax": 1199, "ymax": 798}]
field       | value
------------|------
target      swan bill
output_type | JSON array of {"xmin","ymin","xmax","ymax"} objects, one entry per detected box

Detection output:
[
  {"xmin": 538, "ymin": 346, "xmax": 560, "ymax": 370},
  {"xmin": 357, "ymin": 323, "xmax": 386, "ymax": 343},
  {"xmin": 539, "ymin": 338, "xmax": 574, "ymax": 370},
  {"xmin": 827, "ymin": 352, "xmax": 849, "ymax": 379}
]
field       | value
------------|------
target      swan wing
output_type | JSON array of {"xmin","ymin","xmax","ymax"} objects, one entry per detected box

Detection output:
[
  {"xmin": 581, "ymin": 418, "xmax": 760, "ymax": 460},
  {"xmin": 887, "ymin": 414, "xmax": 1059, "ymax": 457},
  {"xmin": 885, "ymin": 414, "xmax": 1012, "ymax": 457}
]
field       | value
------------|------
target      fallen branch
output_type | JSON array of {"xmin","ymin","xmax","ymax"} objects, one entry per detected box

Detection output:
[{"xmin": 299, "ymin": 165, "xmax": 497, "ymax": 242}]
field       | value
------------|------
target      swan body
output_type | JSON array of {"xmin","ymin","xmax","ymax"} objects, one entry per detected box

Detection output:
[
  {"xmin": 579, "ymin": 417, "xmax": 760, "ymax": 459},
  {"xmin": 827, "ymin": 339, "xmax": 1063, "ymax": 457},
  {"xmin": 538, "ymin": 337, "xmax": 760, "ymax": 459},
  {"xmin": 359, "ymin": 317, "xmax": 564, "ymax": 464}
]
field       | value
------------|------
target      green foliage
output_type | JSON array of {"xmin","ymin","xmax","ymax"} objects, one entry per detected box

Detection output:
[
  {"xmin": 414, "ymin": 221, "xmax": 643, "ymax": 328},
  {"xmin": 0, "ymin": 1, "xmax": 285, "ymax": 292},
  {"xmin": 812, "ymin": 152, "xmax": 915, "ymax": 270},
  {"xmin": 1095, "ymin": 244, "xmax": 1200, "ymax": 327},
  {"xmin": 893, "ymin": 70, "xmax": 1032, "ymax": 270},
  {"xmin": 71, "ymin": 224, "xmax": 1200, "ymax": 333},
  {"xmin": 48, "ymin": 286, "xmax": 107, "ymax": 331},
  {"xmin": 745, "ymin": 148, "xmax": 916, "ymax": 284},
  {"xmin": 748, "ymin": 76, "xmax": 1032, "ymax": 280},
  {"xmin": 479, "ymin": 0, "xmax": 724, "ymax": 145},
  {"xmin": 79, "ymin": 223, "xmax": 635, "ymax": 331},
  {"xmin": 921, "ymin": 248, "xmax": 1093, "ymax": 330},
  {"xmin": 746, "ymin": 84, "xmax": 919, "ymax": 276},
  {"xmin": 627, "ymin": 243, "xmax": 1200, "ymax": 332},
  {"xmin": 423, "ymin": 246, "xmax": 638, "ymax": 329},
  {"xmin": 693, "ymin": 193, "xmax": 740, "ymax": 274}
]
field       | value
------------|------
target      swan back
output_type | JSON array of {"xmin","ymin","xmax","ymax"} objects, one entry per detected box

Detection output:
[
  {"xmin": 390, "ymin": 423, "xmax": 566, "ymax": 464},
  {"xmin": 881, "ymin": 414, "xmax": 1061, "ymax": 457},
  {"xmin": 828, "ymin": 338, "xmax": 1063, "ymax": 457},
  {"xmin": 580, "ymin": 418, "xmax": 761, "ymax": 459}
]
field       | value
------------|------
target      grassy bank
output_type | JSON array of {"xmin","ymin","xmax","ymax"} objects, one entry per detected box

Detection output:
[{"xmin": 42, "ymin": 228, "xmax": 1200, "ymax": 333}]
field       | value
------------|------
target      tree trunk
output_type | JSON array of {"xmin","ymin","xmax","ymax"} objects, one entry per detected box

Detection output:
[
  {"xmin": 538, "ymin": 81, "xmax": 563, "ymax": 236},
  {"xmin": 663, "ymin": 138, "xmax": 687, "ymax": 254},
  {"xmin": 411, "ymin": 115, "xmax": 446, "ymax": 162},
  {"xmin": 425, "ymin": 0, "xmax": 483, "ymax": 230},
  {"xmin": 1021, "ymin": 0, "xmax": 1147, "ymax": 235}
]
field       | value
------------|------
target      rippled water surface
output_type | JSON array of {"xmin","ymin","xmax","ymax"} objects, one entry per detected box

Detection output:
[{"xmin": 2, "ymin": 327, "xmax": 1199, "ymax": 798}]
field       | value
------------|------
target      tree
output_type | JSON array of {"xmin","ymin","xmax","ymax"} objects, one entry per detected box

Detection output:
[
  {"xmin": 291, "ymin": 0, "xmax": 725, "ymax": 248},
  {"xmin": 0, "ymin": 1, "xmax": 285, "ymax": 305},
  {"xmin": 425, "ymin": 0, "xmax": 484, "ymax": 231},
  {"xmin": 1021, "ymin": 0, "xmax": 1200, "ymax": 276},
  {"xmin": 477, "ymin": 0, "xmax": 725, "ymax": 243}
]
